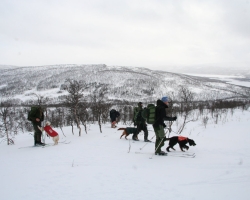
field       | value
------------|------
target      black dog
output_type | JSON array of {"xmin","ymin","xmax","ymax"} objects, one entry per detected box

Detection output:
[{"xmin": 166, "ymin": 136, "xmax": 196, "ymax": 152}]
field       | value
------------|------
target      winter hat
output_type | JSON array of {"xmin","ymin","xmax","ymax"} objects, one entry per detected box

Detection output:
[
  {"xmin": 46, "ymin": 121, "xmax": 51, "ymax": 126},
  {"xmin": 138, "ymin": 102, "xmax": 143, "ymax": 106},
  {"xmin": 161, "ymin": 96, "xmax": 168, "ymax": 103}
]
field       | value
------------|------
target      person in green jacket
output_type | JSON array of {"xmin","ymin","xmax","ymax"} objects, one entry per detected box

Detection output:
[
  {"xmin": 28, "ymin": 106, "xmax": 45, "ymax": 146},
  {"xmin": 133, "ymin": 102, "xmax": 151, "ymax": 142}
]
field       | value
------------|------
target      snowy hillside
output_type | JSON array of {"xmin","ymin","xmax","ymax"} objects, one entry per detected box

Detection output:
[
  {"xmin": 1, "ymin": 64, "xmax": 250, "ymax": 104},
  {"xmin": 1, "ymin": 108, "xmax": 249, "ymax": 200}
]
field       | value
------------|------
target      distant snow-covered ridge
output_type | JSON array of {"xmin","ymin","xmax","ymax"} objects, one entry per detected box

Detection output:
[{"xmin": 0, "ymin": 64, "xmax": 249, "ymax": 104}]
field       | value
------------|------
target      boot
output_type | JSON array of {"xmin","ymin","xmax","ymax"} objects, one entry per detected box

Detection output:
[
  {"xmin": 35, "ymin": 141, "xmax": 45, "ymax": 146},
  {"xmin": 34, "ymin": 131, "xmax": 43, "ymax": 146},
  {"xmin": 39, "ymin": 142, "xmax": 45, "ymax": 146},
  {"xmin": 155, "ymin": 137, "xmax": 166, "ymax": 154},
  {"xmin": 132, "ymin": 134, "xmax": 139, "ymax": 141},
  {"xmin": 155, "ymin": 151, "xmax": 167, "ymax": 156},
  {"xmin": 155, "ymin": 137, "xmax": 167, "ymax": 155},
  {"xmin": 144, "ymin": 139, "xmax": 151, "ymax": 142}
]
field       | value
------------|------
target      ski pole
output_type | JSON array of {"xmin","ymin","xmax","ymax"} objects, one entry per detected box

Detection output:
[
  {"xmin": 149, "ymin": 138, "xmax": 166, "ymax": 159},
  {"xmin": 139, "ymin": 135, "xmax": 155, "ymax": 150},
  {"xmin": 168, "ymin": 121, "xmax": 173, "ymax": 138},
  {"xmin": 153, "ymin": 127, "xmax": 170, "ymax": 153},
  {"xmin": 154, "ymin": 121, "xmax": 174, "ymax": 153},
  {"xmin": 128, "ymin": 139, "xmax": 131, "ymax": 153},
  {"xmin": 42, "ymin": 107, "xmax": 48, "ymax": 144}
]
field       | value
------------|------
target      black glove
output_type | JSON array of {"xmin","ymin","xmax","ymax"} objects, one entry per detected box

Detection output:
[
  {"xmin": 167, "ymin": 116, "xmax": 177, "ymax": 121},
  {"xmin": 164, "ymin": 116, "xmax": 174, "ymax": 121},
  {"xmin": 162, "ymin": 123, "xmax": 166, "ymax": 128}
]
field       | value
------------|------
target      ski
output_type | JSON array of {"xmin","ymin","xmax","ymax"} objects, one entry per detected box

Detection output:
[
  {"xmin": 60, "ymin": 141, "xmax": 71, "ymax": 144},
  {"xmin": 19, "ymin": 144, "xmax": 49, "ymax": 149},
  {"xmin": 18, "ymin": 145, "xmax": 35, "ymax": 149},
  {"xmin": 135, "ymin": 152, "xmax": 168, "ymax": 156},
  {"xmin": 42, "ymin": 141, "xmax": 71, "ymax": 146},
  {"xmin": 44, "ymin": 140, "xmax": 70, "ymax": 145},
  {"xmin": 132, "ymin": 140, "xmax": 155, "ymax": 143},
  {"xmin": 41, "ymin": 143, "xmax": 54, "ymax": 148},
  {"xmin": 169, "ymin": 152, "xmax": 195, "ymax": 157},
  {"xmin": 168, "ymin": 154, "xmax": 195, "ymax": 158},
  {"xmin": 135, "ymin": 151, "xmax": 195, "ymax": 158},
  {"xmin": 19, "ymin": 141, "xmax": 70, "ymax": 149},
  {"xmin": 56, "ymin": 140, "xmax": 66, "ymax": 143}
]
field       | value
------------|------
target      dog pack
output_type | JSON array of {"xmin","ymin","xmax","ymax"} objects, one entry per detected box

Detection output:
[{"xmin": 141, "ymin": 104, "xmax": 156, "ymax": 124}]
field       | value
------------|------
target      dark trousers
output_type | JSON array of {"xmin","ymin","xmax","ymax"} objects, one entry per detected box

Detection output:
[
  {"xmin": 32, "ymin": 122, "xmax": 42, "ymax": 145},
  {"xmin": 134, "ymin": 123, "xmax": 148, "ymax": 140}
]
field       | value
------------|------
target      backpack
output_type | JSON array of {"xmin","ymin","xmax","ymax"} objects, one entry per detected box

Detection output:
[
  {"xmin": 110, "ymin": 109, "xmax": 117, "ymax": 118},
  {"xmin": 27, "ymin": 106, "xmax": 39, "ymax": 121},
  {"xmin": 141, "ymin": 104, "xmax": 156, "ymax": 124},
  {"xmin": 116, "ymin": 111, "xmax": 120, "ymax": 118}
]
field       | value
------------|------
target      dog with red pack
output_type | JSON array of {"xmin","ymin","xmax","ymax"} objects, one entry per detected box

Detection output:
[
  {"xmin": 38, "ymin": 121, "xmax": 59, "ymax": 145},
  {"xmin": 165, "ymin": 136, "xmax": 196, "ymax": 152}
]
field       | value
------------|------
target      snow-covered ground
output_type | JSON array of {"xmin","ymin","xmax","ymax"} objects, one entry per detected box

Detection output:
[{"xmin": 1, "ymin": 108, "xmax": 250, "ymax": 200}]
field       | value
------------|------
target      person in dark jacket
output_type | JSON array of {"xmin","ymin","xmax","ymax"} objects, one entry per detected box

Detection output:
[
  {"xmin": 133, "ymin": 102, "xmax": 151, "ymax": 142},
  {"xmin": 153, "ymin": 97, "xmax": 177, "ymax": 155},
  {"xmin": 110, "ymin": 109, "xmax": 120, "ymax": 128},
  {"xmin": 29, "ymin": 106, "xmax": 45, "ymax": 146}
]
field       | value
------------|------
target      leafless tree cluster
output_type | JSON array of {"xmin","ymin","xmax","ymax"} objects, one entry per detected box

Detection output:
[
  {"xmin": 0, "ymin": 101, "xmax": 24, "ymax": 145},
  {"xmin": 89, "ymin": 86, "xmax": 112, "ymax": 133},
  {"xmin": 62, "ymin": 79, "xmax": 112, "ymax": 135}
]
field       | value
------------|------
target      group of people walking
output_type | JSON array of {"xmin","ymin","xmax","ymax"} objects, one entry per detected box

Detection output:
[
  {"xmin": 29, "ymin": 96, "xmax": 176, "ymax": 155},
  {"xmin": 110, "ymin": 96, "xmax": 177, "ymax": 156}
]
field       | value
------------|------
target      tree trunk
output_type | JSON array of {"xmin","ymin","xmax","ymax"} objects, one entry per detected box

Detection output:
[{"xmin": 3, "ymin": 117, "xmax": 10, "ymax": 145}]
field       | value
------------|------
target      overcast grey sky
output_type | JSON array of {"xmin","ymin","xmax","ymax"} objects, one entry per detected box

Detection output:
[{"xmin": 0, "ymin": 0, "xmax": 250, "ymax": 70}]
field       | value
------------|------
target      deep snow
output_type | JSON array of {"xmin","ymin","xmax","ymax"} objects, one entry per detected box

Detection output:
[{"xmin": 1, "ymin": 108, "xmax": 250, "ymax": 200}]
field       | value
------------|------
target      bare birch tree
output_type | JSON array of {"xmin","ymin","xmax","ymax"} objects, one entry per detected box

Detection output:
[
  {"xmin": 0, "ymin": 100, "xmax": 14, "ymax": 145},
  {"xmin": 90, "ymin": 86, "xmax": 110, "ymax": 133},
  {"xmin": 64, "ymin": 79, "xmax": 86, "ymax": 136},
  {"xmin": 176, "ymin": 86, "xmax": 197, "ymax": 135}
]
